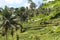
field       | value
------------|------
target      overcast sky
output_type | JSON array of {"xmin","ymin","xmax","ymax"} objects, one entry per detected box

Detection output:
[{"xmin": 0, "ymin": 0, "xmax": 54, "ymax": 8}]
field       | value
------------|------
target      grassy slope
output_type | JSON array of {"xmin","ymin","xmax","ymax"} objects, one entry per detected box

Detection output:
[
  {"xmin": 0, "ymin": 16, "xmax": 60, "ymax": 40},
  {"xmin": 0, "ymin": 11, "xmax": 60, "ymax": 40}
]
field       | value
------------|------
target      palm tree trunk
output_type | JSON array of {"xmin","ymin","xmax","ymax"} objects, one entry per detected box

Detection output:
[
  {"xmin": 5, "ymin": 27, "xmax": 8, "ymax": 40},
  {"xmin": 20, "ymin": 25, "xmax": 23, "ymax": 33},
  {"xmin": 17, "ymin": 23, "xmax": 23, "ymax": 33},
  {"xmin": 6, "ymin": 33, "xmax": 8, "ymax": 40},
  {"xmin": 16, "ymin": 30, "xmax": 19, "ymax": 40},
  {"xmin": 16, "ymin": 35, "xmax": 19, "ymax": 40},
  {"xmin": 12, "ymin": 36, "xmax": 14, "ymax": 40}
]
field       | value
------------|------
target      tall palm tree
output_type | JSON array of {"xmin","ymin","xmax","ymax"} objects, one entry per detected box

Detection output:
[
  {"xmin": 0, "ymin": 6, "xmax": 23, "ymax": 40},
  {"xmin": 28, "ymin": 0, "xmax": 37, "ymax": 17}
]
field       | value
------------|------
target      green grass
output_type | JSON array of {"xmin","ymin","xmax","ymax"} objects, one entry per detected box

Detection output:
[
  {"xmin": 0, "ymin": 25, "xmax": 60, "ymax": 40},
  {"xmin": 0, "ymin": 14, "xmax": 60, "ymax": 40}
]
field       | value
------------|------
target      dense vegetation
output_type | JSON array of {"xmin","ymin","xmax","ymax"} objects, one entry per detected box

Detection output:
[{"xmin": 0, "ymin": 0, "xmax": 60, "ymax": 40}]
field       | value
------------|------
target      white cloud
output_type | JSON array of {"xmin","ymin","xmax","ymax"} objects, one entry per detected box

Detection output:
[
  {"xmin": 0, "ymin": 0, "xmax": 5, "ymax": 7},
  {"xmin": 0, "ymin": 0, "xmax": 43, "ymax": 8},
  {"xmin": 47, "ymin": 0, "xmax": 54, "ymax": 2},
  {"xmin": 0, "ymin": 0, "xmax": 23, "ymax": 7},
  {"xmin": 5, "ymin": 0, "xmax": 22, "ymax": 4},
  {"xmin": 43, "ymin": 0, "xmax": 54, "ymax": 3},
  {"xmin": 24, "ymin": 2, "xmax": 30, "ymax": 8}
]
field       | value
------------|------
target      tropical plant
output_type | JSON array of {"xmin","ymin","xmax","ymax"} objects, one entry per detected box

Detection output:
[{"xmin": 0, "ymin": 6, "xmax": 23, "ymax": 40}]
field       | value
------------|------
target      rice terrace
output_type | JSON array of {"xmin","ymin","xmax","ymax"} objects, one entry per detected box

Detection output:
[{"xmin": 0, "ymin": 0, "xmax": 60, "ymax": 40}]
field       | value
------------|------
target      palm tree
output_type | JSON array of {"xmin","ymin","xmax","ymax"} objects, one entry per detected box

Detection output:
[
  {"xmin": 15, "ymin": 7, "xmax": 28, "ymax": 22},
  {"xmin": 0, "ymin": 6, "xmax": 23, "ymax": 40},
  {"xmin": 28, "ymin": 0, "xmax": 36, "ymax": 17}
]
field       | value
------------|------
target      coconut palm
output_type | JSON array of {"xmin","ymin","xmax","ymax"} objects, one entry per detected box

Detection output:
[{"xmin": 0, "ymin": 6, "xmax": 23, "ymax": 40}]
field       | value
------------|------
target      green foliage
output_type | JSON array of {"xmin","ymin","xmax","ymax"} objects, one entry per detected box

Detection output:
[{"xmin": 0, "ymin": 0, "xmax": 60, "ymax": 40}]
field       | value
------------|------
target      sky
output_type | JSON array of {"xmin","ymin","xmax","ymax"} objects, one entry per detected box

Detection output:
[
  {"xmin": 0, "ymin": 0, "xmax": 43, "ymax": 8},
  {"xmin": 0, "ymin": 0, "xmax": 54, "ymax": 8}
]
